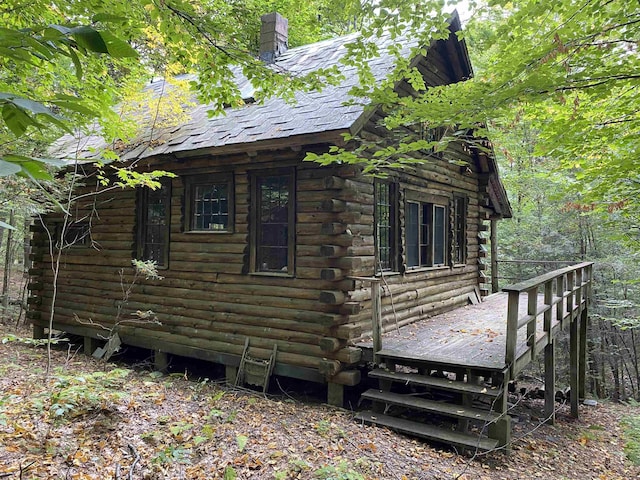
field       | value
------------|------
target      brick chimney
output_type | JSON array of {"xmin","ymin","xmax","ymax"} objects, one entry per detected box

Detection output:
[{"xmin": 259, "ymin": 12, "xmax": 288, "ymax": 63}]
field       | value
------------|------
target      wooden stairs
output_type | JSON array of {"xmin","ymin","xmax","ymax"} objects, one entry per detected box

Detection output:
[{"xmin": 356, "ymin": 351, "xmax": 511, "ymax": 453}]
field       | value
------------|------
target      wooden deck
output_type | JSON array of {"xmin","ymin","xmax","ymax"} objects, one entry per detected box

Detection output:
[
  {"xmin": 355, "ymin": 262, "xmax": 593, "ymax": 452},
  {"xmin": 358, "ymin": 291, "xmax": 566, "ymax": 372}
]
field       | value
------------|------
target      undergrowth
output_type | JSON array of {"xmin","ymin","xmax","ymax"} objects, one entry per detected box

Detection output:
[
  {"xmin": 623, "ymin": 401, "xmax": 640, "ymax": 465},
  {"xmin": 45, "ymin": 368, "xmax": 130, "ymax": 419}
]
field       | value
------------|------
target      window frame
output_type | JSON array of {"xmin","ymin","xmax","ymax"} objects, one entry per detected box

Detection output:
[
  {"xmin": 374, "ymin": 180, "xmax": 399, "ymax": 273},
  {"xmin": 419, "ymin": 124, "xmax": 446, "ymax": 158},
  {"xmin": 250, "ymin": 168, "xmax": 296, "ymax": 277},
  {"xmin": 56, "ymin": 221, "xmax": 90, "ymax": 249},
  {"xmin": 136, "ymin": 178, "xmax": 172, "ymax": 269},
  {"xmin": 183, "ymin": 173, "xmax": 234, "ymax": 233},
  {"xmin": 404, "ymin": 192, "xmax": 449, "ymax": 270},
  {"xmin": 451, "ymin": 195, "xmax": 467, "ymax": 266}
]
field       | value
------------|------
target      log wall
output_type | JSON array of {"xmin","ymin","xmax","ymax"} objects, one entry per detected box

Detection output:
[
  {"xmin": 28, "ymin": 41, "xmax": 498, "ymax": 386},
  {"xmin": 316, "ymin": 141, "xmax": 493, "ymax": 345}
]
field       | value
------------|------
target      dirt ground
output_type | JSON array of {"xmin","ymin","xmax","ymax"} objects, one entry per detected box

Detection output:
[
  {"xmin": 1, "ymin": 319, "xmax": 639, "ymax": 480},
  {"xmin": 2, "ymin": 268, "xmax": 639, "ymax": 479}
]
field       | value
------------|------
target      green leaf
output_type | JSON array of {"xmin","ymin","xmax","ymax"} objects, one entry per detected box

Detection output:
[
  {"xmin": 70, "ymin": 26, "xmax": 109, "ymax": 54},
  {"xmin": 10, "ymin": 96, "xmax": 56, "ymax": 116},
  {"xmin": 0, "ymin": 154, "xmax": 67, "ymax": 181},
  {"xmin": 25, "ymin": 36, "xmax": 55, "ymax": 61},
  {"xmin": 45, "ymin": 24, "xmax": 71, "ymax": 37},
  {"xmin": 193, "ymin": 435, "xmax": 208, "ymax": 446},
  {"xmin": 66, "ymin": 45, "xmax": 83, "ymax": 80},
  {"xmin": 0, "ymin": 158, "xmax": 22, "ymax": 176},
  {"xmin": 0, "ymin": 46, "xmax": 39, "ymax": 65},
  {"xmin": 50, "ymin": 99, "xmax": 97, "ymax": 116},
  {"xmin": 2, "ymin": 104, "xmax": 30, "ymax": 137},
  {"xmin": 100, "ymin": 31, "xmax": 138, "ymax": 58},
  {"xmin": 0, "ymin": 220, "xmax": 16, "ymax": 231},
  {"xmin": 16, "ymin": 160, "xmax": 53, "ymax": 180},
  {"xmin": 236, "ymin": 434, "xmax": 248, "ymax": 452},
  {"xmin": 223, "ymin": 466, "xmax": 237, "ymax": 480}
]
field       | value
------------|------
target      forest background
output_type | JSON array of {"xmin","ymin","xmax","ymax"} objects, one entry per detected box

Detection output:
[{"xmin": 0, "ymin": 0, "xmax": 638, "ymax": 402}]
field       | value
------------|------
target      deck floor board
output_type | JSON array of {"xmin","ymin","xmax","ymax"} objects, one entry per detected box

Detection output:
[{"xmin": 358, "ymin": 292, "xmax": 568, "ymax": 371}]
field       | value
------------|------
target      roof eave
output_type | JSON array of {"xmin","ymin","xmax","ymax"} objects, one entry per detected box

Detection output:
[{"xmin": 169, "ymin": 128, "xmax": 351, "ymax": 160}]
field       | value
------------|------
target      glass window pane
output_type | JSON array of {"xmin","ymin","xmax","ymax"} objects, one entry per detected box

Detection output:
[
  {"xmin": 406, "ymin": 202, "xmax": 419, "ymax": 267},
  {"xmin": 453, "ymin": 197, "xmax": 466, "ymax": 264},
  {"xmin": 433, "ymin": 205, "xmax": 446, "ymax": 265},
  {"xmin": 420, "ymin": 203, "xmax": 430, "ymax": 266},
  {"xmin": 257, "ymin": 174, "xmax": 291, "ymax": 272},
  {"xmin": 141, "ymin": 180, "xmax": 170, "ymax": 266},
  {"xmin": 192, "ymin": 182, "xmax": 229, "ymax": 231},
  {"xmin": 375, "ymin": 182, "xmax": 393, "ymax": 271}
]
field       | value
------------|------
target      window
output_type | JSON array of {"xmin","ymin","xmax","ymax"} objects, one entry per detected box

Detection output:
[
  {"xmin": 57, "ymin": 222, "xmax": 90, "ymax": 248},
  {"xmin": 184, "ymin": 174, "xmax": 233, "ymax": 232},
  {"xmin": 419, "ymin": 124, "xmax": 445, "ymax": 157},
  {"xmin": 252, "ymin": 170, "xmax": 294, "ymax": 275},
  {"xmin": 452, "ymin": 196, "xmax": 467, "ymax": 265},
  {"xmin": 137, "ymin": 179, "xmax": 171, "ymax": 267},
  {"xmin": 374, "ymin": 180, "xmax": 398, "ymax": 272},
  {"xmin": 406, "ymin": 199, "xmax": 448, "ymax": 268}
]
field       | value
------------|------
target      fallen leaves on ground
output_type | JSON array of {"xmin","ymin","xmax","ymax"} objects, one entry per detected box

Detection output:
[{"xmin": 0, "ymin": 326, "xmax": 639, "ymax": 479}]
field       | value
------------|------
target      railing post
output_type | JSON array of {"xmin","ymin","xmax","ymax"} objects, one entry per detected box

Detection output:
[
  {"xmin": 491, "ymin": 218, "xmax": 499, "ymax": 293},
  {"xmin": 579, "ymin": 265, "xmax": 592, "ymax": 400},
  {"xmin": 371, "ymin": 279, "xmax": 382, "ymax": 364},
  {"xmin": 576, "ymin": 266, "xmax": 583, "ymax": 313},
  {"xmin": 567, "ymin": 270, "xmax": 575, "ymax": 320},
  {"xmin": 570, "ymin": 303, "xmax": 580, "ymax": 417},
  {"xmin": 348, "ymin": 276, "xmax": 384, "ymax": 364},
  {"xmin": 526, "ymin": 287, "xmax": 538, "ymax": 357},
  {"xmin": 502, "ymin": 262, "xmax": 593, "ymax": 419},
  {"xmin": 556, "ymin": 274, "xmax": 565, "ymax": 327},
  {"xmin": 505, "ymin": 290, "xmax": 520, "ymax": 376},
  {"xmin": 543, "ymin": 278, "xmax": 555, "ymax": 423},
  {"xmin": 544, "ymin": 336, "xmax": 556, "ymax": 424},
  {"xmin": 544, "ymin": 280, "xmax": 553, "ymax": 337}
]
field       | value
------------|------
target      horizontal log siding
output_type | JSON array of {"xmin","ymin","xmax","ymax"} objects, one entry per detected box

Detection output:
[
  {"xmin": 30, "ymin": 138, "xmax": 491, "ymax": 375},
  {"xmin": 336, "ymin": 125, "xmax": 491, "ymax": 342},
  {"xmin": 29, "ymin": 153, "xmax": 365, "ymax": 382}
]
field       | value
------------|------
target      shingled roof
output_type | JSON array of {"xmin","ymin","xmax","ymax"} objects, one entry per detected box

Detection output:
[{"xmin": 50, "ymin": 13, "xmax": 470, "ymax": 161}]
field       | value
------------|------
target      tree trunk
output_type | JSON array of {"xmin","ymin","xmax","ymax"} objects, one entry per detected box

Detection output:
[
  {"xmin": 0, "ymin": 213, "xmax": 6, "ymax": 256},
  {"xmin": 2, "ymin": 209, "xmax": 15, "ymax": 315},
  {"xmin": 633, "ymin": 329, "xmax": 640, "ymax": 401},
  {"xmin": 23, "ymin": 217, "xmax": 31, "ymax": 273}
]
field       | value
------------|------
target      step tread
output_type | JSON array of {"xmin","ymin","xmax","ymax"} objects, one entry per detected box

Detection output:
[
  {"xmin": 369, "ymin": 369, "xmax": 501, "ymax": 397},
  {"xmin": 355, "ymin": 411, "xmax": 499, "ymax": 452},
  {"xmin": 361, "ymin": 389, "xmax": 500, "ymax": 422},
  {"xmin": 376, "ymin": 348, "xmax": 505, "ymax": 371}
]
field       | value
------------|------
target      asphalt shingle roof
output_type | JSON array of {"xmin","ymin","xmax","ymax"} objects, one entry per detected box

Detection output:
[{"xmin": 50, "ymin": 31, "xmax": 415, "ymax": 161}]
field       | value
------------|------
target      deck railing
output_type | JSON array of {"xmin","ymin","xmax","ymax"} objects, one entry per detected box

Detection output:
[
  {"xmin": 502, "ymin": 262, "xmax": 593, "ymax": 377},
  {"xmin": 494, "ymin": 259, "xmax": 579, "ymax": 287}
]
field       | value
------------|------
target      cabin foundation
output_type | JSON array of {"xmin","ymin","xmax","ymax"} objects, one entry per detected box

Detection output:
[{"xmin": 154, "ymin": 350, "xmax": 170, "ymax": 373}]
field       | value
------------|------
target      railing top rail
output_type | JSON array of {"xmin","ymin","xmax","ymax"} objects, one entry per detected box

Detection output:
[
  {"xmin": 502, "ymin": 261, "xmax": 594, "ymax": 293},
  {"xmin": 497, "ymin": 260, "xmax": 577, "ymax": 265}
]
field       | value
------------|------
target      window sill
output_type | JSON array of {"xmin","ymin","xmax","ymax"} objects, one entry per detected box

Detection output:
[
  {"xmin": 249, "ymin": 271, "xmax": 294, "ymax": 278},
  {"xmin": 405, "ymin": 265, "xmax": 450, "ymax": 273},
  {"xmin": 375, "ymin": 271, "xmax": 402, "ymax": 278},
  {"xmin": 184, "ymin": 230, "xmax": 234, "ymax": 234}
]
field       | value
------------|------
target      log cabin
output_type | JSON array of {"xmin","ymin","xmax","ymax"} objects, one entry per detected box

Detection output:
[{"xmin": 28, "ymin": 11, "xmax": 529, "ymax": 449}]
